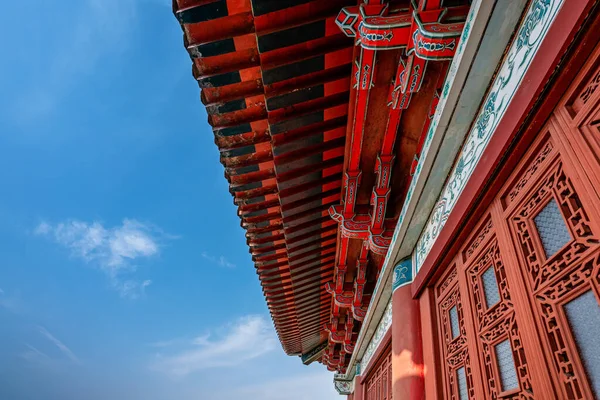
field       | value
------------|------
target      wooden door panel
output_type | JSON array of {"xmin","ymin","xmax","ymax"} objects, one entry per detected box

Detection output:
[
  {"xmin": 428, "ymin": 43, "xmax": 600, "ymax": 400},
  {"xmin": 457, "ymin": 215, "xmax": 538, "ymax": 400},
  {"xmin": 365, "ymin": 349, "xmax": 392, "ymax": 400},
  {"xmin": 500, "ymin": 125, "xmax": 600, "ymax": 399},
  {"xmin": 435, "ymin": 266, "xmax": 478, "ymax": 400}
]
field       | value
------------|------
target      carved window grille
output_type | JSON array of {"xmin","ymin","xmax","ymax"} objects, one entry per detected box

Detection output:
[
  {"xmin": 464, "ymin": 238, "xmax": 534, "ymax": 399},
  {"xmin": 456, "ymin": 367, "xmax": 468, "ymax": 400},
  {"xmin": 510, "ymin": 157, "xmax": 600, "ymax": 399},
  {"xmin": 494, "ymin": 339, "xmax": 519, "ymax": 392},
  {"xmin": 365, "ymin": 348, "xmax": 392, "ymax": 400},
  {"xmin": 482, "ymin": 267, "xmax": 501, "ymax": 308},
  {"xmin": 564, "ymin": 290, "xmax": 600, "ymax": 398},
  {"xmin": 436, "ymin": 268, "xmax": 476, "ymax": 400},
  {"xmin": 533, "ymin": 198, "xmax": 572, "ymax": 257},
  {"xmin": 449, "ymin": 305, "xmax": 460, "ymax": 339}
]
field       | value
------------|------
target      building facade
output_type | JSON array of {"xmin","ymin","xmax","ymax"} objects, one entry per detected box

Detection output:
[{"xmin": 173, "ymin": 0, "xmax": 600, "ymax": 398}]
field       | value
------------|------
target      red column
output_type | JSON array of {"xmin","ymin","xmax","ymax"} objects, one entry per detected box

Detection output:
[
  {"xmin": 353, "ymin": 373, "xmax": 364, "ymax": 400},
  {"xmin": 392, "ymin": 260, "xmax": 424, "ymax": 400}
]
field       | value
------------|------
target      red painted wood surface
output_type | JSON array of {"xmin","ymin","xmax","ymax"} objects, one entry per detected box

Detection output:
[{"xmin": 422, "ymin": 32, "xmax": 600, "ymax": 399}]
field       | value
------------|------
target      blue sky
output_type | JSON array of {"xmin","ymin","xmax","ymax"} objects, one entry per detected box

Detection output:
[{"xmin": 0, "ymin": 1, "xmax": 337, "ymax": 399}]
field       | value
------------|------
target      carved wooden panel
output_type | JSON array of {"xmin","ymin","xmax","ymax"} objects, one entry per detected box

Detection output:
[
  {"xmin": 556, "ymin": 44, "xmax": 600, "ymax": 197},
  {"xmin": 462, "ymin": 216, "xmax": 535, "ymax": 399},
  {"xmin": 428, "ymin": 43, "xmax": 600, "ymax": 400},
  {"xmin": 562, "ymin": 45, "xmax": 600, "ymax": 123},
  {"xmin": 506, "ymin": 146, "xmax": 600, "ymax": 398},
  {"xmin": 435, "ymin": 267, "xmax": 476, "ymax": 400},
  {"xmin": 365, "ymin": 349, "xmax": 392, "ymax": 400}
]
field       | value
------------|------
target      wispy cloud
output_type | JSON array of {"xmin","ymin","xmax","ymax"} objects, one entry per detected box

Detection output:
[
  {"xmin": 34, "ymin": 218, "xmax": 172, "ymax": 298},
  {"xmin": 151, "ymin": 315, "xmax": 277, "ymax": 376},
  {"xmin": 37, "ymin": 327, "xmax": 80, "ymax": 364},
  {"xmin": 201, "ymin": 251, "xmax": 236, "ymax": 268},
  {"xmin": 20, "ymin": 344, "xmax": 51, "ymax": 364}
]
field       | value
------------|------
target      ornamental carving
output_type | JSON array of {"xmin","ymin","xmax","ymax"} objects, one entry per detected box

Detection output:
[
  {"xmin": 437, "ymin": 280, "xmax": 476, "ymax": 400},
  {"xmin": 465, "ymin": 238, "xmax": 534, "ymax": 399},
  {"xmin": 509, "ymin": 156, "xmax": 600, "ymax": 398},
  {"xmin": 361, "ymin": 299, "xmax": 392, "ymax": 370},
  {"xmin": 512, "ymin": 161, "xmax": 599, "ymax": 291},
  {"xmin": 463, "ymin": 218, "xmax": 493, "ymax": 262},
  {"xmin": 579, "ymin": 67, "xmax": 600, "ymax": 104},
  {"xmin": 505, "ymin": 138, "xmax": 555, "ymax": 206}
]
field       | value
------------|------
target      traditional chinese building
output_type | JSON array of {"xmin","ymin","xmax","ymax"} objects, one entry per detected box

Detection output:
[{"xmin": 173, "ymin": 0, "xmax": 600, "ymax": 398}]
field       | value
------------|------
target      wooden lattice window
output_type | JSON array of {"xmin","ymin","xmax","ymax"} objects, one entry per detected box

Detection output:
[
  {"xmin": 462, "ymin": 223, "xmax": 535, "ymax": 399},
  {"xmin": 506, "ymin": 138, "xmax": 600, "ymax": 399},
  {"xmin": 435, "ymin": 266, "xmax": 476, "ymax": 400},
  {"xmin": 365, "ymin": 346, "xmax": 392, "ymax": 400}
]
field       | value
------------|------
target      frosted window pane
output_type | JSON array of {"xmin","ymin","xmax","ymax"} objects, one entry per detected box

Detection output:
[
  {"xmin": 495, "ymin": 339, "xmax": 519, "ymax": 391},
  {"xmin": 482, "ymin": 267, "xmax": 501, "ymax": 308},
  {"xmin": 564, "ymin": 290, "xmax": 600, "ymax": 397},
  {"xmin": 534, "ymin": 199, "xmax": 571, "ymax": 257},
  {"xmin": 457, "ymin": 367, "xmax": 468, "ymax": 400},
  {"xmin": 449, "ymin": 305, "xmax": 460, "ymax": 339}
]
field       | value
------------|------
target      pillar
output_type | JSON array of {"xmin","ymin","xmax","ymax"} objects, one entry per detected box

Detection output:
[
  {"xmin": 391, "ymin": 258, "xmax": 425, "ymax": 400},
  {"xmin": 353, "ymin": 368, "xmax": 364, "ymax": 400}
]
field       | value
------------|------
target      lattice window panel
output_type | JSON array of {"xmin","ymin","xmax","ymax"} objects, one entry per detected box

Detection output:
[
  {"xmin": 534, "ymin": 199, "xmax": 572, "ymax": 257},
  {"xmin": 511, "ymin": 158, "xmax": 600, "ymax": 399},
  {"xmin": 436, "ymin": 270, "xmax": 476, "ymax": 400},
  {"xmin": 482, "ymin": 266, "xmax": 501, "ymax": 308},
  {"xmin": 456, "ymin": 367, "xmax": 469, "ymax": 400},
  {"xmin": 365, "ymin": 350, "xmax": 392, "ymax": 400},
  {"xmin": 449, "ymin": 305, "xmax": 460, "ymax": 339},
  {"xmin": 564, "ymin": 290, "xmax": 600, "ymax": 398},
  {"xmin": 495, "ymin": 339, "xmax": 519, "ymax": 392},
  {"xmin": 465, "ymin": 238, "xmax": 534, "ymax": 399}
]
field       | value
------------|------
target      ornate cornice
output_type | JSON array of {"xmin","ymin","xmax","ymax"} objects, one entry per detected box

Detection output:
[
  {"xmin": 333, "ymin": 374, "xmax": 354, "ymax": 395},
  {"xmin": 361, "ymin": 299, "xmax": 392, "ymax": 370}
]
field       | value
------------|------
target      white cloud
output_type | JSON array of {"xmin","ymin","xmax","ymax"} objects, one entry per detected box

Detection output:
[
  {"xmin": 37, "ymin": 326, "xmax": 80, "ymax": 364},
  {"xmin": 201, "ymin": 251, "xmax": 236, "ymax": 268},
  {"xmin": 113, "ymin": 279, "xmax": 152, "ymax": 300},
  {"xmin": 152, "ymin": 315, "xmax": 277, "ymax": 376},
  {"xmin": 20, "ymin": 344, "xmax": 51, "ymax": 364},
  {"xmin": 33, "ymin": 222, "xmax": 51, "ymax": 235},
  {"xmin": 35, "ymin": 218, "xmax": 169, "ymax": 298}
]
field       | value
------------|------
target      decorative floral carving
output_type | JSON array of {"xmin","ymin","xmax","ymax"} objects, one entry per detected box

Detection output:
[
  {"xmin": 334, "ymin": 375, "xmax": 354, "ymax": 395},
  {"xmin": 506, "ymin": 139, "xmax": 555, "ymax": 205},
  {"xmin": 510, "ymin": 160, "xmax": 600, "ymax": 399},
  {"xmin": 438, "ymin": 282, "xmax": 475, "ymax": 400},
  {"xmin": 579, "ymin": 69, "xmax": 600, "ymax": 104},
  {"xmin": 464, "ymin": 218, "xmax": 494, "ymax": 261},
  {"xmin": 361, "ymin": 299, "xmax": 392, "ymax": 370},
  {"xmin": 465, "ymin": 239, "xmax": 534, "ymax": 398},
  {"xmin": 438, "ymin": 267, "xmax": 457, "ymax": 296}
]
